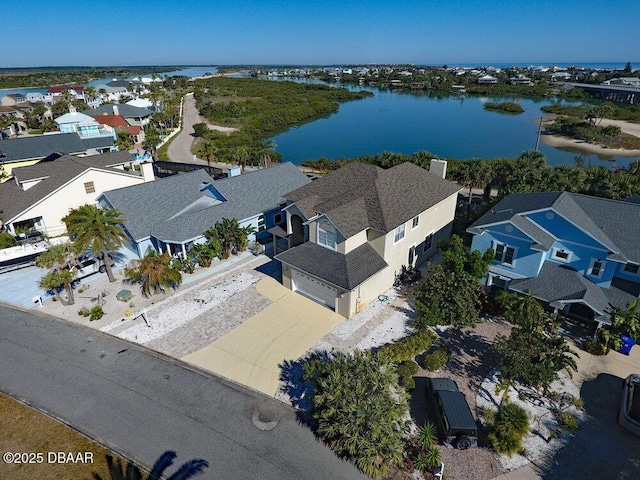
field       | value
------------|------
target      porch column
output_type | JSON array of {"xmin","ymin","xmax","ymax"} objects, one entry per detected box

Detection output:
[
  {"xmin": 272, "ymin": 232, "xmax": 277, "ymax": 256},
  {"xmin": 181, "ymin": 243, "xmax": 186, "ymax": 258}
]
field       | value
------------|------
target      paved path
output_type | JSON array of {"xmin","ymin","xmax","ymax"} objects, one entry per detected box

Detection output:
[{"xmin": 0, "ymin": 305, "xmax": 366, "ymax": 480}]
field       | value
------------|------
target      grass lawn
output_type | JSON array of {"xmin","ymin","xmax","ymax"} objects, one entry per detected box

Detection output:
[{"xmin": 0, "ymin": 393, "xmax": 131, "ymax": 480}]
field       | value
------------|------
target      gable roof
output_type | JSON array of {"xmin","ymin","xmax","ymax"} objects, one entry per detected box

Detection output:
[
  {"xmin": 470, "ymin": 191, "xmax": 640, "ymax": 262},
  {"xmin": 47, "ymin": 85, "xmax": 84, "ymax": 93},
  {"xmin": 0, "ymin": 133, "xmax": 86, "ymax": 163},
  {"xmin": 284, "ymin": 162, "xmax": 460, "ymax": 238},
  {"xmin": 101, "ymin": 162, "xmax": 311, "ymax": 243},
  {"xmin": 84, "ymin": 104, "xmax": 153, "ymax": 118},
  {"xmin": 0, "ymin": 151, "xmax": 139, "ymax": 222},
  {"xmin": 55, "ymin": 111, "xmax": 99, "ymax": 127},
  {"xmin": 275, "ymin": 242, "xmax": 388, "ymax": 290},
  {"xmin": 90, "ymin": 114, "xmax": 129, "ymax": 128}
]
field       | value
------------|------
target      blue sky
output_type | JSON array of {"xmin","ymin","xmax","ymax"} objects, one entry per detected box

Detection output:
[{"xmin": 3, "ymin": 0, "xmax": 638, "ymax": 67}]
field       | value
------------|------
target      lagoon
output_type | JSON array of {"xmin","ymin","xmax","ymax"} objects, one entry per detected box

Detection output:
[{"xmin": 269, "ymin": 81, "xmax": 640, "ymax": 168}]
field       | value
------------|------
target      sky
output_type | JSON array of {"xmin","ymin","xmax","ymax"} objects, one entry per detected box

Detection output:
[{"xmin": 3, "ymin": 0, "xmax": 638, "ymax": 68}]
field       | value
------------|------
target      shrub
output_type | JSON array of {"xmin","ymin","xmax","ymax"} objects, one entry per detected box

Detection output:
[
  {"xmin": 397, "ymin": 360, "xmax": 419, "ymax": 378},
  {"xmin": 377, "ymin": 330, "xmax": 437, "ymax": 362},
  {"xmin": 0, "ymin": 231, "xmax": 18, "ymax": 249},
  {"xmin": 77, "ymin": 307, "xmax": 90, "ymax": 317},
  {"xmin": 557, "ymin": 412, "xmax": 579, "ymax": 433},
  {"xmin": 89, "ymin": 306, "xmax": 105, "ymax": 321},
  {"xmin": 417, "ymin": 422, "xmax": 438, "ymax": 450},
  {"xmin": 400, "ymin": 376, "xmax": 416, "ymax": 391},
  {"xmin": 422, "ymin": 346, "xmax": 452, "ymax": 371},
  {"xmin": 583, "ymin": 339, "xmax": 608, "ymax": 355},
  {"xmin": 488, "ymin": 402, "xmax": 529, "ymax": 456}
]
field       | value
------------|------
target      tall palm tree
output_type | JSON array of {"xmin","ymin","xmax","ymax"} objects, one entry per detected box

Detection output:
[
  {"xmin": 63, "ymin": 205, "xmax": 128, "ymax": 283},
  {"xmin": 504, "ymin": 290, "xmax": 544, "ymax": 329},
  {"xmin": 94, "ymin": 450, "xmax": 208, "ymax": 480},
  {"xmin": 36, "ymin": 243, "xmax": 79, "ymax": 305},
  {"xmin": 214, "ymin": 218, "xmax": 255, "ymax": 259},
  {"xmin": 125, "ymin": 249, "xmax": 182, "ymax": 297}
]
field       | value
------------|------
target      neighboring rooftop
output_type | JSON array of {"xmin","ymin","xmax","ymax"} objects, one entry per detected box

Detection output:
[
  {"xmin": 101, "ymin": 162, "xmax": 311, "ymax": 243},
  {"xmin": 85, "ymin": 104, "xmax": 153, "ymax": 118},
  {"xmin": 284, "ymin": 162, "xmax": 460, "ymax": 238},
  {"xmin": 0, "ymin": 133, "xmax": 86, "ymax": 163}
]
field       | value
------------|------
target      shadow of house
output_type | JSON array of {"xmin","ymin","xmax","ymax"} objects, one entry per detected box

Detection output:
[{"xmin": 535, "ymin": 373, "xmax": 640, "ymax": 480}]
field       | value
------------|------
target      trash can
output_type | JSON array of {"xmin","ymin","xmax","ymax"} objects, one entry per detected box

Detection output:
[{"xmin": 619, "ymin": 336, "xmax": 635, "ymax": 355}]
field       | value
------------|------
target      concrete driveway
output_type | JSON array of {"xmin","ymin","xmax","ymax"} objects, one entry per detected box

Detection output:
[{"xmin": 183, "ymin": 277, "xmax": 344, "ymax": 397}]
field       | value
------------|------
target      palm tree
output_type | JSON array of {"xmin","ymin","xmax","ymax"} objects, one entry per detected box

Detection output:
[
  {"xmin": 63, "ymin": 205, "xmax": 128, "ymax": 283},
  {"xmin": 539, "ymin": 334, "xmax": 579, "ymax": 378},
  {"xmin": 94, "ymin": 450, "xmax": 208, "ymax": 480},
  {"xmin": 214, "ymin": 218, "xmax": 255, "ymax": 259},
  {"xmin": 36, "ymin": 243, "xmax": 79, "ymax": 305},
  {"xmin": 125, "ymin": 249, "xmax": 182, "ymax": 297},
  {"xmin": 199, "ymin": 141, "xmax": 218, "ymax": 168},
  {"xmin": 504, "ymin": 290, "xmax": 544, "ymax": 329}
]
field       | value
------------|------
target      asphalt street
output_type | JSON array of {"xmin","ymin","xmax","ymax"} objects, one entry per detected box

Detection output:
[{"xmin": 0, "ymin": 304, "xmax": 367, "ymax": 480}]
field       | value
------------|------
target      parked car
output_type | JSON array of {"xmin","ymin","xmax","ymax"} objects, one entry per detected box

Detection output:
[
  {"xmin": 619, "ymin": 374, "xmax": 640, "ymax": 437},
  {"xmin": 67, "ymin": 255, "xmax": 114, "ymax": 280},
  {"xmin": 426, "ymin": 377, "xmax": 478, "ymax": 449}
]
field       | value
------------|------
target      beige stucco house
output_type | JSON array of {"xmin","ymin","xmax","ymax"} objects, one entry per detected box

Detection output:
[
  {"xmin": 275, "ymin": 161, "xmax": 460, "ymax": 318},
  {"xmin": 0, "ymin": 151, "xmax": 154, "ymax": 237}
]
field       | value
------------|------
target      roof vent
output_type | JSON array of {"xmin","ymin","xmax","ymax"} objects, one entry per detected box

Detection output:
[{"xmin": 494, "ymin": 208, "xmax": 513, "ymax": 215}]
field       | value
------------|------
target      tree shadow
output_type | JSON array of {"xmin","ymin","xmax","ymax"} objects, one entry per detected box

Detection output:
[
  {"xmin": 93, "ymin": 450, "xmax": 208, "ymax": 480},
  {"xmin": 534, "ymin": 373, "xmax": 640, "ymax": 479}
]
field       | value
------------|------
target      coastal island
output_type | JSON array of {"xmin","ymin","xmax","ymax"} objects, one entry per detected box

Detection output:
[{"xmin": 484, "ymin": 102, "xmax": 524, "ymax": 114}]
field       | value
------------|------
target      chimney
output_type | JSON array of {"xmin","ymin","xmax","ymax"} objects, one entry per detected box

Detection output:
[
  {"xmin": 140, "ymin": 162, "xmax": 154, "ymax": 182},
  {"xmin": 429, "ymin": 159, "xmax": 448, "ymax": 179},
  {"xmin": 112, "ymin": 105, "xmax": 119, "ymax": 116}
]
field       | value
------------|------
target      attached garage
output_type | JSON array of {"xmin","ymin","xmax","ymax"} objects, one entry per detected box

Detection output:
[{"xmin": 291, "ymin": 270, "xmax": 338, "ymax": 310}]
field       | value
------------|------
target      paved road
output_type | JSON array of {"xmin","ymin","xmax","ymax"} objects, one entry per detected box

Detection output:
[
  {"xmin": 167, "ymin": 93, "xmax": 205, "ymax": 164},
  {"xmin": 0, "ymin": 305, "xmax": 367, "ymax": 480}
]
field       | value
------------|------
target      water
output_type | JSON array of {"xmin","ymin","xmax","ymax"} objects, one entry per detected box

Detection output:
[{"xmin": 268, "ymin": 81, "xmax": 640, "ymax": 168}]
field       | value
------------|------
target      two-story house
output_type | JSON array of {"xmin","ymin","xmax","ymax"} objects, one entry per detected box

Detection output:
[
  {"xmin": 467, "ymin": 191, "xmax": 640, "ymax": 330},
  {"xmin": 275, "ymin": 161, "xmax": 460, "ymax": 318}
]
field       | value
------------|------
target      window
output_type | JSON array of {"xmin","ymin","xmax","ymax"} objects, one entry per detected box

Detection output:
[
  {"xmin": 257, "ymin": 215, "xmax": 266, "ymax": 231},
  {"xmin": 411, "ymin": 215, "xmax": 419, "ymax": 229},
  {"xmin": 552, "ymin": 247, "xmax": 572, "ymax": 263},
  {"xmin": 394, "ymin": 224, "xmax": 406, "ymax": 243},
  {"xmin": 84, "ymin": 181, "xmax": 95, "ymax": 194},
  {"xmin": 624, "ymin": 263, "xmax": 639, "ymax": 275},
  {"xmin": 494, "ymin": 243, "xmax": 515, "ymax": 266},
  {"xmin": 408, "ymin": 245, "xmax": 415, "ymax": 266},
  {"xmin": 490, "ymin": 276, "xmax": 507, "ymax": 290},
  {"xmin": 274, "ymin": 213, "xmax": 283, "ymax": 224},
  {"xmin": 423, "ymin": 233, "xmax": 434, "ymax": 252},
  {"xmin": 318, "ymin": 220, "xmax": 337, "ymax": 250},
  {"xmin": 588, "ymin": 259, "xmax": 605, "ymax": 278}
]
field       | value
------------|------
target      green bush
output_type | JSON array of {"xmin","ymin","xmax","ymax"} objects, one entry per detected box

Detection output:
[
  {"xmin": 488, "ymin": 402, "xmax": 530, "ymax": 456},
  {"xmin": 583, "ymin": 339, "xmax": 608, "ymax": 355},
  {"xmin": 0, "ymin": 231, "xmax": 17, "ymax": 249},
  {"xmin": 377, "ymin": 330, "xmax": 437, "ymax": 362},
  {"xmin": 557, "ymin": 412, "xmax": 579, "ymax": 433},
  {"xmin": 400, "ymin": 376, "xmax": 416, "ymax": 391},
  {"xmin": 397, "ymin": 360, "xmax": 419, "ymax": 378},
  {"xmin": 77, "ymin": 307, "xmax": 90, "ymax": 317},
  {"xmin": 89, "ymin": 306, "xmax": 105, "ymax": 321},
  {"xmin": 422, "ymin": 346, "xmax": 452, "ymax": 371}
]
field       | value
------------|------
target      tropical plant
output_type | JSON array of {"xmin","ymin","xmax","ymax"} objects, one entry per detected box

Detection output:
[
  {"xmin": 422, "ymin": 345, "xmax": 452, "ymax": 371},
  {"xmin": 417, "ymin": 422, "xmax": 438, "ymax": 450},
  {"xmin": 93, "ymin": 450, "xmax": 208, "ymax": 480},
  {"xmin": 213, "ymin": 218, "xmax": 255, "ymax": 259},
  {"xmin": 0, "ymin": 231, "xmax": 17, "ymax": 248},
  {"xmin": 438, "ymin": 235, "xmax": 494, "ymax": 281},
  {"xmin": 63, "ymin": 204, "xmax": 128, "ymax": 283},
  {"xmin": 376, "ymin": 330, "xmax": 437, "ymax": 362},
  {"xmin": 595, "ymin": 299, "xmax": 640, "ymax": 353},
  {"xmin": 302, "ymin": 350, "xmax": 408, "ymax": 478},
  {"xmin": 36, "ymin": 242, "xmax": 79, "ymax": 305},
  {"xmin": 125, "ymin": 248, "xmax": 182, "ymax": 297},
  {"xmin": 503, "ymin": 290, "xmax": 544, "ymax": 329},
  {"xmin": 488, "ymin": 402, "xmax": 529, "ymax": 456}
]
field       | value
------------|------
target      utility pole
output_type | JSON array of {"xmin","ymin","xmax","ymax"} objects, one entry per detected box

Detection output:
[{"xmin": 535, "ymin": 116, "xmax": 543, "ymax": 151}]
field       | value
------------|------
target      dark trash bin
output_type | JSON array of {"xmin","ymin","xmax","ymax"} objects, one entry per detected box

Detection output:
[{"xmin": 619, "ymin": 336, "xmax": 635, "ymax": 355}]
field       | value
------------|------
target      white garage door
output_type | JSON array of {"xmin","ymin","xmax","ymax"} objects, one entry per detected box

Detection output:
[{"xmin": 291, "ymin": 270, "xmax": 338, "ymax": 310}]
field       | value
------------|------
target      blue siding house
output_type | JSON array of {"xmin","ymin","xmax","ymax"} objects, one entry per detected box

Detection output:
[{"xmin": 468, "ymin": 191, "xmax": 640, "ymax": 329}]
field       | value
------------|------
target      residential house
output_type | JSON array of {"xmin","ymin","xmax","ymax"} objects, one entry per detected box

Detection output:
[
  {"xmin": 477, "ymin": 75, "xmax": 498, "ymax": 85},
  {"xmin": 94, "ymin": 80, "xmax": 131, "ymax": 102},
  {"xmin": 47, "ymin": 85, "xmax": 85, "ymax": 101},
  {"xmin": 0, "ymin": 151, "xmax": 153, "ymax": 237},
  {"xmin": 84, "ymin": 104, "xmax": 153, "ymax": 128},
  {"xmin": 0, "ymin": 105, "xmax": 26, "ymax": 137},
  {"xmin": 98, "ymin": 162, "xmax": 311, "ymax": 258},
  {"xmin": 89, "ymin": 114, "xmax": 145, "ymax": 144},
  {"xmin": 54, "ymin": 107, "xmax": 115, "ymax": 139},
  {"xmin": 275, "ymin": 161, "xmax": 460, "ymax": 318},
  {"xmin": 0, "ymin": 132, "xmax": 116, "ymax": 179},
  {"xmin": 467, "ymin": 191, "xmax": 640, "ymax": 331},
  {"xmin": 1, "ymin": 93, "xmax": 27, "ymax": 106},
  {"xmin": 509, "ymin": 75, "xmax": 534, "ymax": 86}
]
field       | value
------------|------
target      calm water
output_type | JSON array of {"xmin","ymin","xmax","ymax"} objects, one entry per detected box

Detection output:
[{"xmin": 270, "ymin": 82, "xmax": 640, "ymax": 168}]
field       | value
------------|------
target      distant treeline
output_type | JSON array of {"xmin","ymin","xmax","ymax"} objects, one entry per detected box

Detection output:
[
  {"xmin": 191, "ymin": 77, "xmax": 372, "ymax": 168},
  {"xmin": 302, "ymin": 150, "xmax": 640, "ymax": 200},
  {"xmin": 542, "ymin": 102, "xmax": 640, "ymax": 123},
  {"xmin": 0, "ymin": 66, "xmax": 176, "ymax": 89}
]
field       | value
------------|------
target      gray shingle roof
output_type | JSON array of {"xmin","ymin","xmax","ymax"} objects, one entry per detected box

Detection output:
[
  {"xmin": 470, "ymin": 191, "xmax": 640, "ymax": 262},
  {"xmin": 0, "ymin": 152, "xmax": 140, "ymax": 222},
  {"xmin": 509, "ymin": 262, "xmax": 637, "ymax": 318},
  {"xmin": 284, "ymin": 162, "xmax": 461, "ymax": 237},
  {"xmin": 81, "ymin": 136, "xmax": 115, "ymax": 150},
  {"xmin": 275, "ymin": 242, "xmax": 388, "ymax": 290},
  {"xmin": 101, "ymin": 163, "xmax": 311, "ymax": 243},
  {"xmin": 84, "ymin": 104, "xmax": 153, "ymax": 118},
  {"xmin": 0, "ymin": 133, "xmax": 86, "ymax": 163}
]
